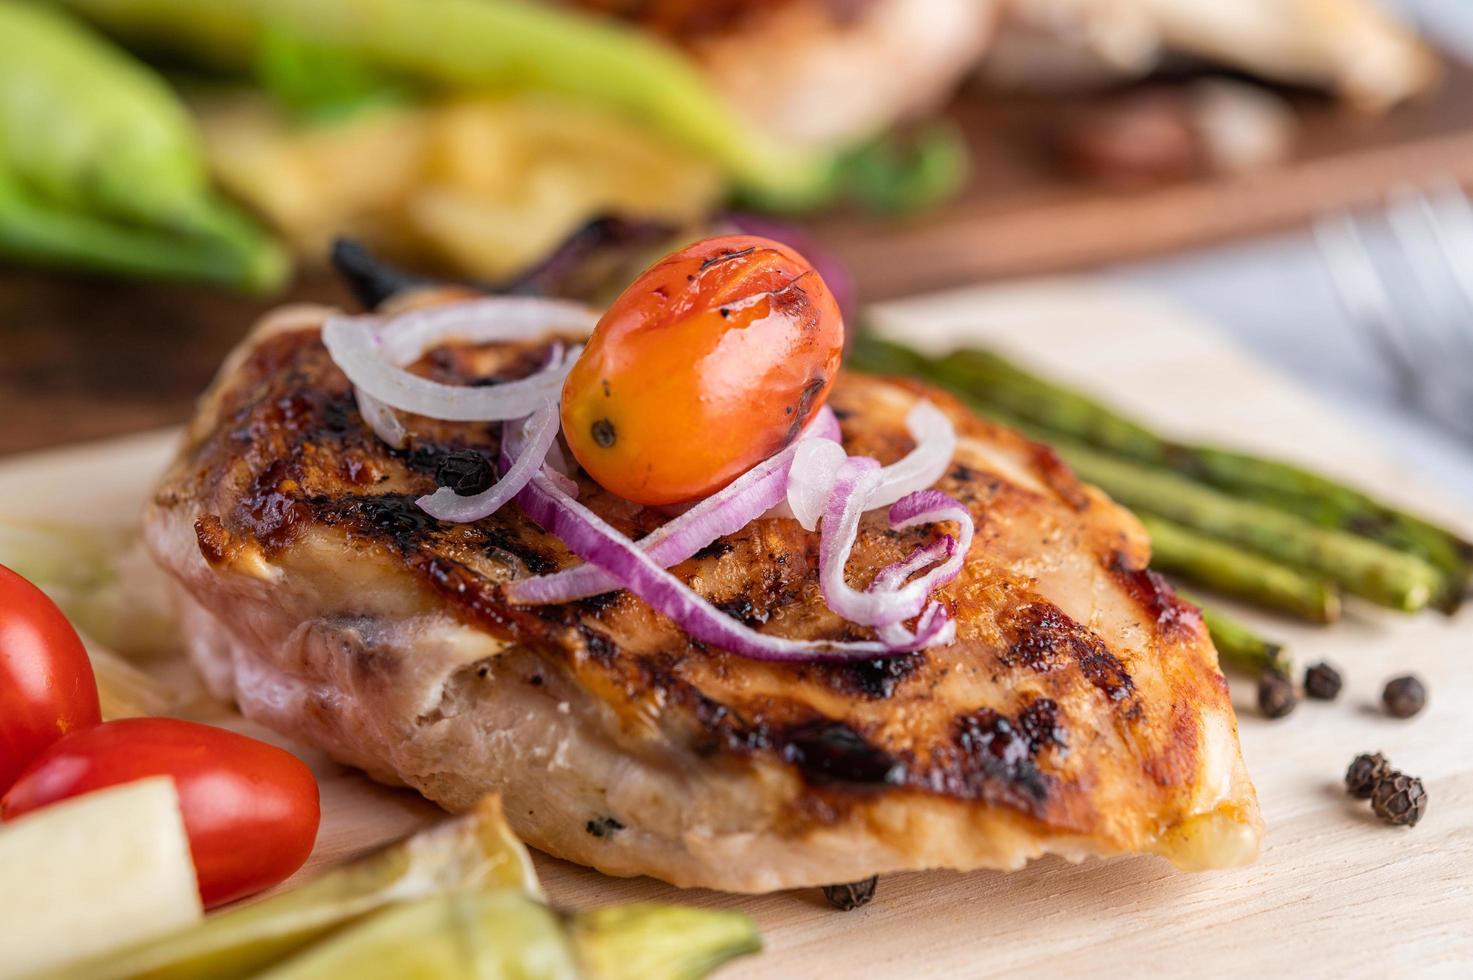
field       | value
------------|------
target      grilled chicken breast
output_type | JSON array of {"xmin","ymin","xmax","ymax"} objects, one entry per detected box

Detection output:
[
  {"xmin": 145, "ymin": 305, "xmax": 1261, "ymax": 891},
  {"xmin": 564, "ymin": 0, "xmax": 999, "ymax": 147}
]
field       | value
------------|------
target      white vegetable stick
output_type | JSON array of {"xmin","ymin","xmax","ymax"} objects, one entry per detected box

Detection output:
[{"xmin": 0, "ymin": 777, "xmax": 202, "ymax": 979}]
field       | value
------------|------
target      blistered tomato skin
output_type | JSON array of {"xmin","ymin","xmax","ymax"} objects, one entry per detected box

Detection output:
[{"xmin": 562, "ymin": 235, "xmax": 843, "ymax": 506}]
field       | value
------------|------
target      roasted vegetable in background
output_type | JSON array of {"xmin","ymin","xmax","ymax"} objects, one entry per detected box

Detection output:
[
  {"xmin": 193, "ymin": 92, "xmax": 720, "ymax": 280},
  {"xmin": 0, "ymin": 778, "xmax": 202, "ymax": 980},
  {"xmin": 254, "ymin": 891, "xmax": 759, "ymax": 980},
  {"xmin": 60, "ymin": 796, "xmax": 540, "ymax": 980},
  {"xmin": 3, "ymin": 717, "xmax": 320, "ymax": 908},
  {"xmin": 562, "ymin": 235, "xmax": 844, "ymax": 504},
  {"xmin": 0, "ymin": 520, "xmax": 179, "ymax": 659},
  {"xmin": 0, "ymin": 563, "xmax": 101, "ymax": 793},
  {"xmin": 57, "ymin": 795, "xmax": 760, "ymax": 980},
  {"xmin": 54, "ymin": 0, "xmax": 833, "ymax": 207},
  {"xmin": 0, "ymin": 2, "xmax": 285, "ymax": 289}
]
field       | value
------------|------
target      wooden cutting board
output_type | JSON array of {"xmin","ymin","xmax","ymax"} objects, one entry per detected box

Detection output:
[
  {"xmin": 815, "ymin": 60, "xmax": 1473, "ymax": 299},
  {"xmin": 1, "ymin": 280, "xmax": 1469, "ymax": 976}
]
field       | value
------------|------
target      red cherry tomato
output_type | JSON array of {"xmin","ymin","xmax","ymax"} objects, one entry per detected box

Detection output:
[
  {"xmin": 0, "ymin": 564, "xmax": 101, "ymax": 793},
  {"xmin": 2, "ymin": 717, "xmax": 320, "ymax": 907},
  {"xmin": 562, "ymin": 234, "xmax": 844, "ymax": 505}
]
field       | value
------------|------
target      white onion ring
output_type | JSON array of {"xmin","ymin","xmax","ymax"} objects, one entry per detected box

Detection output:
[
  {"xmin": 355, "ymin": 389, "xmax": 409, "ymax": 449},
  {"xmin": 322, "ymin": 297, "xmax": 593, "ymax": 425},
  {"xmin": 869, "ymin": 539, "xmax": 958, "ymax": 648},
  {"xmin": 506, "ymin": 408, "xmax": 841, "ymax": 605},
  {"xmin": 417, "ymin": 401, "xmax": 560, "ymax": 522},
  {"xmin": 815, "ymin": 457, "xmax": 949, "ymax": 629},
  {"xmin": 786, "ymin": 438, "xmax": 847, "ymax": 532},
  {"xmin": 870, "ymin": 400, "xmax": 957, "ymax": 511},
  {"xmin": 785, "ymin": 399, "xmax": 954, "ymax": 532}
]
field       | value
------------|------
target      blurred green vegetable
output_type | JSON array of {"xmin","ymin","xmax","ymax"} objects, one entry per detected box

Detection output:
[
  {"xmin": 571, "ymin": 904, "xmax": 762, "ymax": 980},
  {"xmin": 0, "ymin": 1, "xmax": 286, "ymax": 289},
  {"xmin": 0, "ymin": 519, "xmax": 178, "ymax": 659},
  {"xmin": 251, "ymin": 891, "xmax": 579, "ymax": 980},
  {"xmin": 253, "ymin": 892, "xmax": 760, "ymax": 980},
  {"xmin": 57, "ymin": 795, "xmax": 760, "ymax": 980},
  {"xmin": 1179, "ymin": 591, "xmax": 1292, "ymax": 679},
  {"xmin": 57, "ymin": 796, "xmax": 541, "ymax": 980},
  {"xmin": 832, "ymin": 120, "xmax": 970, "ymax": 216},
  {"xmin": 55, "ymin": 0, "xmax": 836, "ymax": 208}
]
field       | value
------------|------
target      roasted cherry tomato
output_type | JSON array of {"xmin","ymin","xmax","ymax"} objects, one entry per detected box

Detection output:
[
  {"xmin": 2, "ymin": 717, "xmax": 320, "ymax": 908},
  {"xmin": 562, "ymin": 234, "xmax": 844, "ymax": 505},
  {"xmin": 0, "ymin": 564, "xmax": 101, "ymax": 793}
]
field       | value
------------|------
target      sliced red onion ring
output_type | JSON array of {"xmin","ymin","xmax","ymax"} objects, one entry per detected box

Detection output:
[
  {"xmin": 817, "ymin": 457, "xmax": 922, "ymax": 628},
  {"xmin": 869, "ymin": 539, "xmax": 958, "ymax": 648},
  {"xmin": 879, "ymin": 601, "xmax": 956, "ymax": 648},
  {"xmin": 819, "ymin": 468, "xmax": 973, "ymax": 629},
  {"xmin": 515, "ymin": 468, "xmax": 926, "ymax": 661},
  {"xmin": 785, "ymin": 399, "xmax": 954, "ymax": 531},
  {"xmin": 507, "ymin": 408, "xmax": 841, "ymax": 605},
  {"xmin": 869, "ymin": 400, "xmax": 956, "ymax": 511},
  {"xmin": 322, "ymin": 297, "xmax": 591, "ymax": 424},
  {"xmin": 417, "ymin": 401, "xmax": 560, "ymax": 522},
  {"xmin": 885, "ymin": 489, "xmax": 974, "ymax": 601}
]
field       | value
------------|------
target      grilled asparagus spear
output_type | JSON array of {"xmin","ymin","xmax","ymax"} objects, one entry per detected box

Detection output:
[
  {"xmin": 926, "ymin": 345, "xmax": 1471, "ymax": 611},
  {"xmin": 1138, "ymin": 513, "xmax": 1342, "ymax": 623},
  {"xmin": 854, "ymin": 339, "xmax": 1444, "ymax": 612},
  {"xmin": 1179, "ymin": 592, "xmax": 1292, "ymax": 679},
  {"xmin": 1056, "ymin": 441, "xmax": 1443, "ymax": 613}
]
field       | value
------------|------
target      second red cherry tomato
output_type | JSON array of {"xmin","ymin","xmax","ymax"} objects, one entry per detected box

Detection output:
[
  {"xmin": 562, "ymin": 235, "xmax": 844, "ymax": 505},
  {"xmin": 0, "ymin": 563, "xmax": 101, "ymax": 793},
  {"xmin": 1, "ymin": 717, "xmax": 320, "ymax": 908}
]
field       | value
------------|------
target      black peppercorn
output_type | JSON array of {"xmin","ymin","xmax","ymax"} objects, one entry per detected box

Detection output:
[
  {"xmin": 1370, "ymin": 772, "xmax": 1428, "ymax": 827},
  {"xmin": 1303, "ymin": 661, "xmax": 1342, "ymax": 701},
  {"xmin": 1345, "ymin": 752, "xmax": 1391, "ymax": 799},
  {"xmin": 822, "ymin": 876, "xmax": 878, "ymax": 911},
  {"xmin": 1382, "ymin": 675, "xmax": 1426, "ymax": 718},
  {"xmin": 434, "ymin": 449, "xmax": 495, "ymax": 496},
  {"xmin": 1257, "ymin": 670, "xmax": 1297, "ymax": 719}
]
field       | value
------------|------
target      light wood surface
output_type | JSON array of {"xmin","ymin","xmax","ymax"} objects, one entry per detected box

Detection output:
[{"xmin": 1, "ymin": 281, "xmax": 1469, "ymax": 977}]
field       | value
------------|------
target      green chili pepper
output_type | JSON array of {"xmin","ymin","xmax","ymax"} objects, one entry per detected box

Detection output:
[
  {"xmin": 0, "ymin": 1, "xmax": 286, "ymax": 289},
  {"xmin": 56, "ymin": 0, "xmax": 837, "ymax": 208}
]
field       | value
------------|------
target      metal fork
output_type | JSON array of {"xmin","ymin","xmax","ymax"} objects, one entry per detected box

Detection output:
[{"xmin": 1315, "ymin": 179, "xmax": 1473, "ymax": 440}]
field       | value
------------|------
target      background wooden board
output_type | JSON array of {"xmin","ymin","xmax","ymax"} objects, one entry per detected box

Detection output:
[
  {"xmin": 1, "ymin": 281, "xmax": 1470, "ymax": 976},
  {"xmin": 814, "ymin": 60, "xmax": 1473, "ymax": 298}
]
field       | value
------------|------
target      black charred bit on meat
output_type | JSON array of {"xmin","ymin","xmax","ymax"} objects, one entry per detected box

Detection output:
[
  {"xmin": 780, "ymin": 720, "xmax": 905, "ymax": 787},
  {"xmin": 947, "ymin": 708, "xmax": 1053, "ymax": 806},
  {"xmin": 333, "ymin": 494, "xmax": 437, "ymax": 551},
  {"xmin": 585, "ymin": 815, "xmax": 625, "ymax": 839},
  {"xmin": 1006, "ymin": 602, "xmax": 1135, "ymax": 702},
  {"xmin": 831, "ymin": 654, "xmax": 924, "ymax": 699}
]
